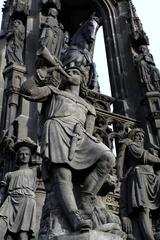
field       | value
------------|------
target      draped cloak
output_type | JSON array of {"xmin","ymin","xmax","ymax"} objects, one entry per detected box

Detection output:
[{"xmin": 118, "ymin": 141, "xmax": 160, "ymax": 216}]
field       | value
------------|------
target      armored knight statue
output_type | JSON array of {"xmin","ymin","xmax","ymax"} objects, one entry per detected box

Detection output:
[
  {"xmin": 20, "ymin": 63, "xmax": 115, "ymax": 233},
  {"xmin": 5, "ymin": 19, "xmax": 25, "ymax": 66},
  {"xmin": 0, "ymin": 138, "xmax": 38, "ymax": 240},
  {"xmin": 117, "ymin": 128, "xmax": 160, "ymax": 240}
]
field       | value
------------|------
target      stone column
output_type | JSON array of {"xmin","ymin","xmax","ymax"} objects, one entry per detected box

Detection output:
[{"xmin": 2, "ymin": 64, "xmax": 26, "ymax": 137}]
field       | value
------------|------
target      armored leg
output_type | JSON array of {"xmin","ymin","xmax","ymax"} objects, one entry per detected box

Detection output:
[
  {"xmin": 82, "ymin": 151, "xmax": 115, "ymax": 195},
  {"xmin": 80, "ymin": 152, "xmax": 115, "ymax": 214}
]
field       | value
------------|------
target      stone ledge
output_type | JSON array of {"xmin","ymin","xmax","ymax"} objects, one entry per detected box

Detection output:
[{"xmin": 52, "ymin": 230, "xmax": 124, "ymax": 240}]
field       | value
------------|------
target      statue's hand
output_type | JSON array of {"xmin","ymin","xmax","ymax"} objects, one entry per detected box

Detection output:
[
  {"xmin": 122, "ymin": 217, "xmax": 133, "ymax": 234},
  {"xmin": 36, "ymin": 67, "xmax": 48, "ymax": 83}
]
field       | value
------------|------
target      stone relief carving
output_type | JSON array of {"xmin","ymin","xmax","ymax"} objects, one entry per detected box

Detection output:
[
  {"xmin": 117, "ymin": 128, "xmax": 160, "ymax": 240},
  {"xmin": 5, "ymin": 19, "xmax": 25, "ymax": 66}
]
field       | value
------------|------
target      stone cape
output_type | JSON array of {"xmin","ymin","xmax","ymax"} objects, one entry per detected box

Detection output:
[{"xmin": 119, "ymin": 141, "xmax": 160, "ymax": 215}]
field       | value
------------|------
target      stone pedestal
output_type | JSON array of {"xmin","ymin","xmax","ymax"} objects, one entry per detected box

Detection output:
[{"xmin": 51, "ymin": 230, "xmax": 124, "ymax": 240}]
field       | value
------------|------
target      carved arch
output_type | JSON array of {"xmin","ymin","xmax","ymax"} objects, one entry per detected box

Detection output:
[{"xmin": 60, "ymin": 0, "xmax": 140, "ymax": 118}]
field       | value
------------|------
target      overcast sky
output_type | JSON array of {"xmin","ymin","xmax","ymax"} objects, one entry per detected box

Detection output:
[{"xmin": 0, "ymin": 1, "xmax": 159, "ymax": 95}]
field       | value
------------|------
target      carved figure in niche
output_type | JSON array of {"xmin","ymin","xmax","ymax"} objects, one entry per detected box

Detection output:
[
  {"xmin": 39, "ymin": 7, "xmax": 64, "ymax": 60},
  {"xmin": 62, "ymin": 15, "xmax": 101, "ymax": 92},
  {"xmin": 0, "ymin": 138, "xmax": 38, "ymax": 240},
  {"xmin": 42, "ymin": 0, "xmax": 61, "ymax": 10},
  {"xmin": 21, "ymin": 66, "xmax": 115, "ymax": 233},
  {"xmin": 6, "ymin": 19, "xmax": 25, "ymax": 66},
  {"xmin": 134, "ymin": 45, "xmax": 160, "ymax": 92},
  {"xmin": 13, "ymin": 0, "xmax": 29, "ymax": 15},
  {"xmin": 117, "ymin": 128, "xmax": 160, "ymax": 240}
]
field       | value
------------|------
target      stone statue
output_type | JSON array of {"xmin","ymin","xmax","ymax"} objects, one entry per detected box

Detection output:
[
  {"xmin": 61, "ymin": 30, "xmax": 70, "ymax": 54},
  {"xmin": 117, "ymin": 128, "xmax": 160, "ymax": 240},
  {"xmin": 13, "ymin": 0, "xmax": 30, "ymax": 15},
  {"xmin": 62, "ymin": 15, "xmax": 101, "ymax": 92},
  {"xmin": 42, "ymin": 0, "xmax": 61, "ymax": 10},
  {"xmin": 6, "ymin": 19, "xmax": 25, "ymax": 66},
  {"xmin": 0, "ymin": 138, "xmax": 38, "ymax": 240},
  {"xmin": 20, "ymin": 66, "xmax": 115, "ymax": 233},
  {"xmin": 39, "ymin": 7, "xmax": 64, "ymax": 60},
  {"xmin": 134, "ymin": 45, "xmax": 160, "ymax": 92}
]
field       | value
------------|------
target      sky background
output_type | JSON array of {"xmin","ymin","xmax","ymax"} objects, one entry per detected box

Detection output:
[{"xmin": 0, "ymin": 1, "xmax": 159, "ymax": 95}]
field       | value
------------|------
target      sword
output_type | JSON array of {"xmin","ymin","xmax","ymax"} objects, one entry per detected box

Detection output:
[{"xmin": 69, "ymin": 123, "xmax": 82, "ymax": 161}]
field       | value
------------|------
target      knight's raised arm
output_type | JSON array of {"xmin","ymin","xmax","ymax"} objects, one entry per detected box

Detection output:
[{"xmin": 20, "ymin": 68, "xmax": 52, "ymax": 102}]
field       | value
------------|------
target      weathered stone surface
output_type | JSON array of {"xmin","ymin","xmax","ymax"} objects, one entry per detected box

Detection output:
[
  {"xmin": 51, "ymin": 229, "xmax": 124, "ymax": 240},
  {"xmin": 1, "ymin": 1, "xmax": 160, "ymax": 240},
  {"xmin": 117, "ymin": 128, "xmax": 160, "ymax": 240}
]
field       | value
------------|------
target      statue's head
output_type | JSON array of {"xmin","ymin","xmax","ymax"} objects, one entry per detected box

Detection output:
[
  {"xmin": 128, "ymin": 128, "xmax": 145, "ymax": 147},
  {"xmin": 13, "ymin": 19, "xmax": 23, "ymax": 27},
  {"xmin": 17, "ymin": 146, "xmax": 32, "ymax": 165},
  {"xmin": 48, "ymin": 8, "xmax": 58, "ymax": 17},
  {"xmin": 14, "ymin": 138, "xmax": 37, "ymax": 166},
  {"xmin": 60, "ymin": 66, "xmax": 87, "ymax": 89},
  {"xmin": 139, "ymin": 45, "xmax": 149, "ymax": 54}
]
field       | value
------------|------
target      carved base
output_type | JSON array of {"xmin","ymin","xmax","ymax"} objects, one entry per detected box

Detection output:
[
  {"xmin": 51, "ymin": 230, "xmax": 124, "ymax": 240},
  {"xmin": 38, "ymin": 187, "xmax": 123, "ymax": 239}
]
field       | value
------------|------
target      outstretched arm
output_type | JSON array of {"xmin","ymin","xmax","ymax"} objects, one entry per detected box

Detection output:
[{"xmin": 20, "ymin": 71, "xmax": 52, "ymax": 102}]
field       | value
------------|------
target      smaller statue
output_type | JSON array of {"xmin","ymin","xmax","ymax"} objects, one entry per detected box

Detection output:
[
  {"xmin": 39, "ymin": 7, "xmax": 64, "ymax": 60},
  {"xmin": 0, "ymin": 138, "xmax": 38, "ymax": 240},
  {"xmin": 134, "ymin": 45, "xmax": 160, "ymax": 92},
  {"xmin": 117, "ymin": 128, "xmax": 160, "ymax": 240},
  {"xmin": 13, "ymin": 0, "xmax": 30, "ymax": 15},
  {"xmin": 5, "ymin": 19, "xmax": 25, "ymax": 66}
]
